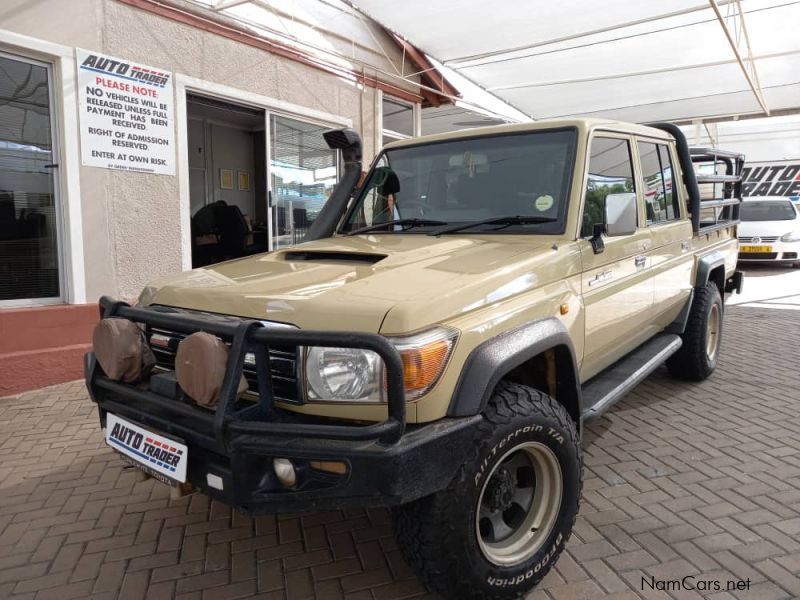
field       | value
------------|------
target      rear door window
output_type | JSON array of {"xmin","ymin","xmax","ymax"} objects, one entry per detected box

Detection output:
[{"xmin": 638, "ymin": 141, "xmax": 680, "ymax": 224}]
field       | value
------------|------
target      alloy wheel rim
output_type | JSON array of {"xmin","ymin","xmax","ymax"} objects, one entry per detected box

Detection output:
[
  {"xmin": 476, "ymin": 441, "xmax": 563, "ymax": 566},
  {"xmin": 706, "ymin": 304, "xmax": 721, "ymax": 361}
]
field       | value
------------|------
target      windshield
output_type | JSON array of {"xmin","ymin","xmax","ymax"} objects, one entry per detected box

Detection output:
[
  {"xmin": 740, "ymin": 200, "xmax": 797, "ymax": 222},
  {"xmin": 340, "ymin": 129, "xmax": 577, "ymax": 235}
]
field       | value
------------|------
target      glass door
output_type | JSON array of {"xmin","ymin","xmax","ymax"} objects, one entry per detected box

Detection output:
[
  {"xmin": 269, "ymin": 115, "xmax": 338, "ymax": 250},
  {"xmin": 0, "ymin": 52, "xmax": 62, "ymax": 304}
]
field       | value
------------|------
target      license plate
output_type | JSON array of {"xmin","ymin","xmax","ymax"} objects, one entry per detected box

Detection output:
[
  {"xmin": 105, "ymin": 413, "xmax": 188, "ymax": 483},
  {"xmin": 739, "ymin": 245, "xmax": 772, "ymax": 253}
]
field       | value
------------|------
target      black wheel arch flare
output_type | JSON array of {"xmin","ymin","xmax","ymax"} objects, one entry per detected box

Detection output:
[{"xmin": 447, "ymin": 318, "xmax": 582, "ymax": 431}]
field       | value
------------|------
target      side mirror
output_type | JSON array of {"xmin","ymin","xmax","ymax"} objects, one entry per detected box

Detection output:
[{"xmin": 605, "ymin": 192, "xmax": 637, "ymax": 237}]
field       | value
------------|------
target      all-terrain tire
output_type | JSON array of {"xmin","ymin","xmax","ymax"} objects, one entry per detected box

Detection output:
[
  {"xmin": 391, "ymin": 382, "xmax": 582, "ymax": 600},
  {"xmin": 667, "ymin": 281, "xmax": 723, "ymax": 381}
]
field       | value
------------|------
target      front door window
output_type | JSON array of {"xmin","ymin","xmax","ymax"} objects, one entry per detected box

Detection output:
[{"xmin": 0, "ymin": 53, "xmax": 61, "ymax": 303}]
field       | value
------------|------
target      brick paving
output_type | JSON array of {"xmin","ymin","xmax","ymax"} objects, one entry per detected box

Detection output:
[{"xmin": 1, "ymin": 300, "xmax": 799, "ymax": 599}]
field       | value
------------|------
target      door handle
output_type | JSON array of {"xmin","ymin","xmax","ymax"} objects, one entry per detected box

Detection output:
[
  {"xmin": 681, "ymin": 240, "xmax": 690, "ymax": 252},
  {"xmin": 634, "ymin": 256, "xmax": 646, "ymax": 268}
]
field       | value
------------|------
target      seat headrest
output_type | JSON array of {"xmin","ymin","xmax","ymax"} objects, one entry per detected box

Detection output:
[{"xmin": 373, "ymin": 167, "xmax": 400, "ymax": 195}]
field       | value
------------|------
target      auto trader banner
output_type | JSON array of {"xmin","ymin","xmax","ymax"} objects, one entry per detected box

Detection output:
[
  {"xmin": 742, "ymin": 162, "xmax": 800, "ymax": 199},
  {"xmin": 76, "ymin": 49, "xmax": 175, "ymax": 175}
]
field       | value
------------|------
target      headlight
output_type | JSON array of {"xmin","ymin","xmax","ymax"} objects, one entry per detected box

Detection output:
[
  {"xmin": 304, "ymin": 327, "xmax": 458, "ymax": 403},
  {"xmin": 780, "ymin": 231, "xmax": 800, "ymax": 242},
  {"xmin": 306, "ymin": 347, "xmax": 384, "ymax": 402}
]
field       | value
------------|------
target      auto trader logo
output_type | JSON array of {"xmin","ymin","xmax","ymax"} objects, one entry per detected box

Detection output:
[
  {"xmin": 107, "ymin": 422, "xmax": 182, "ymax": 472},
  {"xmin": 742, "ymin": 163, "xmax": 800, "ymax": 198},
  {"xmin": 80, "ymin": 53, "xmax": 170, "ymax": 88}
]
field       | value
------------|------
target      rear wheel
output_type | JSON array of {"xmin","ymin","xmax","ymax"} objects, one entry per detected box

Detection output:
[
  {"xmin": 667, "ymin": 281, "xmax": 723, "ymax": 381},
  {"xmin": 391, "ymin": 382, "xmax": 581, "ymax": 600}
]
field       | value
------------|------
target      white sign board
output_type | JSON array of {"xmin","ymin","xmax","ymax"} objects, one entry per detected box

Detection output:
[{"xmin": 77, "ymin": 49, "xmax": 175, "ymax": 175}]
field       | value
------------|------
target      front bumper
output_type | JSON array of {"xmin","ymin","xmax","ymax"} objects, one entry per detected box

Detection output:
[{"xmin": 86, "ymin": 298, "xmax": 480, "ymax": 513}]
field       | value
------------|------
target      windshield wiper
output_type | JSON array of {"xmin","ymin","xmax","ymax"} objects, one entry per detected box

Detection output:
[
  {"xmin": 430, "ymin": 215, "xmax": 558, "ymax": 236},
  {"xmin": 345, "ymin": 218, "xmax": 448, "ymax": 236}
]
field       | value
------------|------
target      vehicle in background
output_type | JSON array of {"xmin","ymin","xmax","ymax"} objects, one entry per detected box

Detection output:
[{"xmin": 738, "ymin": 196, "xmax": 800, "ymax": 268}]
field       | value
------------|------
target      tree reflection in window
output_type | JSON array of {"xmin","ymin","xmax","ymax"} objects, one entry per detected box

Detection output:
[{"xmin": 582, "ymin": 138, "xmax": 635, "ymax": 238}]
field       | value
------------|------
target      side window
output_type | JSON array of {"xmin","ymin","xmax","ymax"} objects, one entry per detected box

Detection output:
[
  {"xmin": 638, "ymin": 141, "xmax": 680, "ymax": 224},
  {"xmin": 582, "ymin": 137, "xmax": 636, "ymax": 238}
]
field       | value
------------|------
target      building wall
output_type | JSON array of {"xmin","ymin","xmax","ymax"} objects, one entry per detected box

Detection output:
[
  {"xmin": 0, "ymin": 0, "xmax": 410, "ymax": 301},
  {"xmin": 0, "ymin": 0, "xmax": 422, "ymax": 394}
]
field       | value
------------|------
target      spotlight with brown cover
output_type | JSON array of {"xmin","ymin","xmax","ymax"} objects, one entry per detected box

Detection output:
[
  {"xmin": 92, "ymin": 318, "xmax": 154, "ymax": 383},
  {"xmin": 175, "ymin": 332, "xmax": 247, "ymax": 407}
]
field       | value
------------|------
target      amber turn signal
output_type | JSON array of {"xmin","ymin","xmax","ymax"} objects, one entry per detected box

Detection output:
[
  {"xmin": 391, "ymin": 327, "xmax": 458, "ymax": 400},
  {"xmin": 400, "ymin": 340, "xmax": 451, "ymax": 393}
]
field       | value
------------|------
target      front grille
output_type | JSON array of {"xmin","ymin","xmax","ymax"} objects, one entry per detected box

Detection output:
[
  {"xmin": 146, "ymin": 324, "xmax": 301, "ymax": 405},
  {"xmin": 738, "ymin": 236, "xmax": 779, "ymax": 243},
  {"xmin": 783, "ymin": 252, "xmax": 798, "ymax": 259},
  {"xmin": 738, "ymin": 252, "xmax": 778, "ymax": 260}
]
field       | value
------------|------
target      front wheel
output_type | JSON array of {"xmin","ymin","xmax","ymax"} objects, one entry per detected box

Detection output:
[{"xmin": 391, "ymin": 382, "xmax": 582, "ymax": 600}]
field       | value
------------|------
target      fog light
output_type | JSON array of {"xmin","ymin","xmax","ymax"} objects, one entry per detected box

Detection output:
[{"xmin": 273, "ymin": 458, "xmax": 297, "ymax": 487}]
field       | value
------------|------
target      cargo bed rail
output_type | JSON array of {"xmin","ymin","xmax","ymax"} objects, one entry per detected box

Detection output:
[
  {"xmin": 650, "ymin": 123, "xmax": 744, "ymax": 235},
  {"xmin": 690, "ymin": 147, "xmax": 744, "ymax": 235}
]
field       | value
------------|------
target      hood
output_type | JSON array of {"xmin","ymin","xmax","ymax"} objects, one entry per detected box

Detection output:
[
  {"xmin": 143, "ymin": 234, "xmax": 574, "ymax": 333},
  {"xmin": 738, "ymin": 219, "xmax": 799, "ymax": 238}
]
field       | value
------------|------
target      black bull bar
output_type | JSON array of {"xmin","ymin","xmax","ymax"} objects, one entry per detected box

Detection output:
[
  {"xmin": 85, "ymin": 298, "xmax": 483, "ymax": 512},
  {"xmin": 86, "ymin": 297, "xmax": 407, "ymax": 451}
]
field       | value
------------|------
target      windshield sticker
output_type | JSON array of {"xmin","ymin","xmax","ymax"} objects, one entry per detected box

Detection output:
[{"xmin": 534, "ymin": 195, "xmax": 554, "ymax": 211}]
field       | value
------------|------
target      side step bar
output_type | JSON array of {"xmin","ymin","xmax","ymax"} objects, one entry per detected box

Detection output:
[{"xmin": 581, "ymin": 334, "xmax": 683, "ymax": 421}]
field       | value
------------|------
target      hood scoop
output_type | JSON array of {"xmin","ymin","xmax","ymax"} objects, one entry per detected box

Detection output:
[{"xmin": 281, "ymin": 250, "xmax": 387, "ymax": 264}]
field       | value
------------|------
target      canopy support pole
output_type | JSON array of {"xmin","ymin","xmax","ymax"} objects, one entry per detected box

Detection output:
[{"xmin": 708, "ymin": 0, "xmax": 770, "ymax": 116}]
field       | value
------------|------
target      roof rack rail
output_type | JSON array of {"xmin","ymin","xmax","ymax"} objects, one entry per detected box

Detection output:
[
  {"xmin": 689, "ymin": 147, "xmax": 746, "ymax": 161},
  {"xmin": 695, "ymin": 174, "xmax": 741, "ymax": 184}
]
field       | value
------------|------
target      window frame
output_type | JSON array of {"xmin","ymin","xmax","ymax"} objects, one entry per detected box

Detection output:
[
  {"xmin": 0, "ymin": 50, "xmax": 66, "ymax": 307},
  {"xmin": 339, "ymin": 126, "xmax": 580, "ymax": 236},
  {"xmin": 578, "ymin": 132, "xmax": 640, "ymax": 240},
  {"xmin": 378, "ymin": 90, "xmax": 420, "ymax": 149},
  {"xmin": 635, "ymin": 136, "xmax": 683, "ymax": 227}
]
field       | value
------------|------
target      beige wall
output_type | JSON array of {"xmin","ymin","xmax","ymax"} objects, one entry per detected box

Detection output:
[{"xmin": 0, "ymin": 0, "xmax": 409, "ymax": 301}]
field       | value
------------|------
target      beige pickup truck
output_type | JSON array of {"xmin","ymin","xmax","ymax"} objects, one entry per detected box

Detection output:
[{"xmin": 86, "ymin": 119, "xmax": 743, "ymax": 599}]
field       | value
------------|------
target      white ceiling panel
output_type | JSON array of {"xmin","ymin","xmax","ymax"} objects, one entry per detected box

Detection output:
[
  {"xmin": 354, "ymin": 0, "xmax": 800, "ymax": 123},
  {"xmin": 499, "ymin": 62, "xmax": 754, "ymax": 120}
]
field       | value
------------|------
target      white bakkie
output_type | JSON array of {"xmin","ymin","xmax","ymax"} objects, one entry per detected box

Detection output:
[{"xmin": 105, "ymin": 413, "xmax": 188, "ymax": 483}]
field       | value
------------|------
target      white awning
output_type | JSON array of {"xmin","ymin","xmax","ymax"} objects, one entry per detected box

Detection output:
[{"xmin": 352, "ymin": 0, "xmax": 800, "ymax": 124}]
